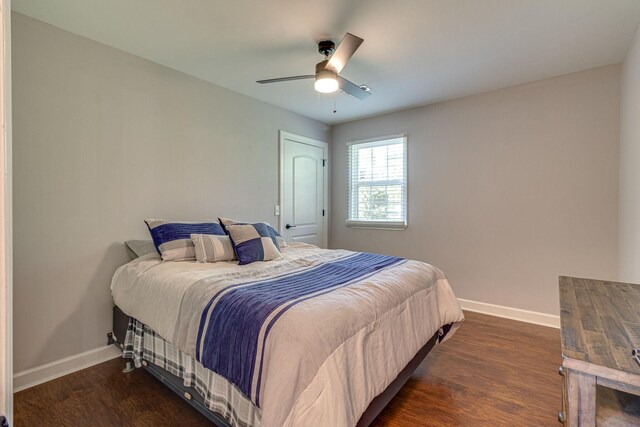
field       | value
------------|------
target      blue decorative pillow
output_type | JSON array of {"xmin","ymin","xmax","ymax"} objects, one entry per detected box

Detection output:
[
  {"xmin": 218, "ymin": 217, "xmax": 287, "ymax": 248},
  {"xmin": 226, "ymin": 223, "xmax": 283, "ymax": 265},
  {"xmin": 145, "ymin": 219, "xmax": 225, "ymax": 261}
]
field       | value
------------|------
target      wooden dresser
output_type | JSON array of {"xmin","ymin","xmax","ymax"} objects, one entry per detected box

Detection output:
[{"xmin": 558, "ymin": 276, "xmax": 640, "ymax": 426}]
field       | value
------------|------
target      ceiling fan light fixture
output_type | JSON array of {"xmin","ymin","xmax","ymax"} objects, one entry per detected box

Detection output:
[
  {"xmin": 314, "ymin": 69, "xmax": 338, "ymax": 93},
  {"xmin": 257, "ymin": 34, "xmax": 370, "ymax": 100}
]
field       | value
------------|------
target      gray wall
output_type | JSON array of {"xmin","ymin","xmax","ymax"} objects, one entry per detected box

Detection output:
[
  {"xmin": 331, "ymin": 66, "xmax": 620, "ymax": 316},
  {"xmin": 618, "ymin": 24, "xmax": 640, "ymax": 283},
  {"xmin": 12, "ymin": 11, "xmax": 627, "ymax": 372},
  {"xmin": 12, "ymin": 14, "xmax": 329, "ymax": 372}
]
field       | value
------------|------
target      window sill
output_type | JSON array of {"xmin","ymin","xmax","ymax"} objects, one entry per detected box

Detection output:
[{"xmin": 346, "ymin": 220, "xmax": 407, "ymax": 230}]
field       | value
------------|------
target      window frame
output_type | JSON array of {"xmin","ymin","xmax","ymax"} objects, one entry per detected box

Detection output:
[{"xmin": 346, "ymin": 134, "xmax": 408, "ymax": 230}]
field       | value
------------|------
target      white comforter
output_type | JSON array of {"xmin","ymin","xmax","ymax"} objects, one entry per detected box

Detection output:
[{"xmin": 111, "ymin": 243, "xmax": 464, "ymax": 427}]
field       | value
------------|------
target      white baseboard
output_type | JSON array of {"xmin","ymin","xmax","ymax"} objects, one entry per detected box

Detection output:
[
  {"xmin": 13, "ymin": 345, "xmax": 121, "ymax": 392},
  {"xmin": 458, "ymin": 298, "xmax": 560, "ymax": 329}
]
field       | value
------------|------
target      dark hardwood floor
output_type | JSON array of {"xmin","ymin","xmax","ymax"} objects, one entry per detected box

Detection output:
[
  {"xmin": 15, "ymin": 312, "xmax": 563, "ymax": 426},
  {"xmin": 370, "ymin": 311, "xmax": 562, "ymax": 427}
]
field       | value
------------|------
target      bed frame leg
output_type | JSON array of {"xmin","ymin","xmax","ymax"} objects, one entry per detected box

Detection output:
[{"xmin": 122, "ymin": 360, "xmax": 134, "ymax": 373}]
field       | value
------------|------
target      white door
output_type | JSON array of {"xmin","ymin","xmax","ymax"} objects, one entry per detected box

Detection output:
[{"xmin": 280, "ymin": 131, "xmax": 327, "ymax": 247}]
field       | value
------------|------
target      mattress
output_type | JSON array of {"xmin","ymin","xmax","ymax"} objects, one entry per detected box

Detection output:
[{"xmin": 111, "ymin": 243, "xmax": 464, "ymax": 426}]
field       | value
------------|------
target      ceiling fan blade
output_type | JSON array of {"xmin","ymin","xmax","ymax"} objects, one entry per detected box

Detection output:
[
  {"xmin": 256, "ymin": 75, "xmax": 314, "ymax": 84},
  {"xmin": 325, "ymin": 33, "xmax": 363, "ymax": 74},
  {"xmin": 338, "ymin": 76, "xmax": 371, "ymax": 100}
]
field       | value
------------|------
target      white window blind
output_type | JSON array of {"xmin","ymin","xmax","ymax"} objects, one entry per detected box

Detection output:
[{"xmin": 347, "ymin": 135, "xmax": 407, "ymax": 229}]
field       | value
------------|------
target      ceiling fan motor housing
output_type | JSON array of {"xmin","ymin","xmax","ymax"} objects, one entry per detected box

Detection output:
[{"xmin": 315, "ymin": 60, "xmax": 332, "ymax": 74}]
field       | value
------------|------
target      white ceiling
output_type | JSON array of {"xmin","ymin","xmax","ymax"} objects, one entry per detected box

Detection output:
[{"xmin": 12, "ymin": 0, "xmax": 640, "ymax": 125}]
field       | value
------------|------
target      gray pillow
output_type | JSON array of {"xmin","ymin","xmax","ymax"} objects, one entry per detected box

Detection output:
[{"xmin": 125, "ymin": 240, "xmax": 159, "ymax": 260}]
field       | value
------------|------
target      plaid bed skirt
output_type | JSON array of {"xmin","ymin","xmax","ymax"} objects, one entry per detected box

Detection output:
[{"xmin": 123, "ymin": 318, "xmax": 261, "ymax": 427}]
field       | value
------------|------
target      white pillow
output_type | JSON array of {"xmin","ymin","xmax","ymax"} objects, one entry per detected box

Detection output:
[{"xmin": 191, "ymin": 234, "xmax": 236, "ymax": 263}]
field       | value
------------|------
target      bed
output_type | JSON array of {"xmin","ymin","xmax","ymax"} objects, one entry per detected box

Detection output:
[{"xmin": 110, "ymin": 242, "xmax": 464, "ymax": 426}]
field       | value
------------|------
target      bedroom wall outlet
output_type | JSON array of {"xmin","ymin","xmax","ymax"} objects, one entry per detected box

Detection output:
[{"xmin": 274, "ymin": 205, "xmax": 280, "ymax": 216}]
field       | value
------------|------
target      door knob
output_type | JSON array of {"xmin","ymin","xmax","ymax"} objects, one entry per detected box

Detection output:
[{"xmin": 285, "ymin": 224, "xmax": 296, "ymax": 229}]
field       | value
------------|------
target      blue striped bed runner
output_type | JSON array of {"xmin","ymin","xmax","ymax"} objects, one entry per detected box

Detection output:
[{"xmin": 196, "ymin": 252, "xmax": 404, "ymax": 406}]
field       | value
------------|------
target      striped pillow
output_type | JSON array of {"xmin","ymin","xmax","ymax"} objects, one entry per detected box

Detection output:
[
  {"xmin": 145, "ymin": 219, "xmax": 226, "ymax": 261},
  {"xmin": 218, "ymin": 217, "xmax": 287, "ymax": 248},
  {"xmin": 226, "ymin": 223, "xmax": 282, "ymax": 265},
  {"xmin": 191, "ymin": 234, "xmax": 236, "ymax": 263}
]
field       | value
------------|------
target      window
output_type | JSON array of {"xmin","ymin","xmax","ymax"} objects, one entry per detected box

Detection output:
[{"xmin": 347, "ymin": 135, "xmax": 407, "ymax": 229}]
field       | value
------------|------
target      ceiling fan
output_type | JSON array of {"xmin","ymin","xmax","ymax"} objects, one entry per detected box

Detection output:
[{"xmin": 257, "ymin": 33, "xmax": 372, "ymax": 100}]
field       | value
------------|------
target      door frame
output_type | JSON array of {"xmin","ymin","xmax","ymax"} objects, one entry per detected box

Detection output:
[
  {"xmin": 278, "ymin": 130, "xmax": 328, "ymax": 248},
  {"xmin": 0, "ymin": 0, "xmax": 12, "ymax": 422}
]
